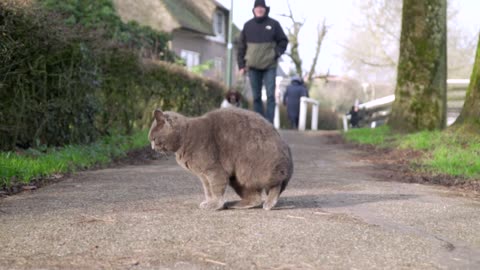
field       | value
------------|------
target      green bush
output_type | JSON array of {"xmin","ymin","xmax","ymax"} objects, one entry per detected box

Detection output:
[
  {"xmin": 96, "ymin": 54, "xmax": 225, "ymax": 133},
  {"xmin": 0, "ymin": 1, "xmax": 225, "ymax": 151},
  {"xmin": 0, "ymin": 3, "xmax": 100, "ymax": 150}
]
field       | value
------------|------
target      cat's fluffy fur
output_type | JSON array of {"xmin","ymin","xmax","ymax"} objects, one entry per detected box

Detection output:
[{"xmin": 148, "ymin": 108, "xmax": 293, "ymax": 210}]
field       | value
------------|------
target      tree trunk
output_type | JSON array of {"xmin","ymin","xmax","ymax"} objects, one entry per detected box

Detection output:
[
  {"xmin": 389, "ymin": 0, "xmax": 447, "ymax": 132},
  {"xmin": 452, "ymin": 34, "xmax": 480, "ymax": 132}
]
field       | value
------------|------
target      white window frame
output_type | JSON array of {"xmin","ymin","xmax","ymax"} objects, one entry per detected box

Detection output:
[
  {"xmin": 214, "ymin": 11, "xmax": 225, "ymax": 37},
  {"xmin": 180, "ymin": 49, "xmax": 200, "ymax": 69},
  {"xmin": 207, "ymin": 10, "xmax": 226, "ymax": 43}
]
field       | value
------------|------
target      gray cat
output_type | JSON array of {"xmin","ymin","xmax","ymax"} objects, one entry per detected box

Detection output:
[{"xmin": 148, "ymin": 108, "xmax": 293, "ymax": 210}]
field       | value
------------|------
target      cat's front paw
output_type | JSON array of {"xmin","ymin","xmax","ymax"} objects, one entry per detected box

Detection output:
[
  {"xmin": 199, "ymin": 200, "xmax": 210, "ymax": 209},
  {"xmin": 199, "ymin": 200, "xmax": 225, "ymax": 210}
]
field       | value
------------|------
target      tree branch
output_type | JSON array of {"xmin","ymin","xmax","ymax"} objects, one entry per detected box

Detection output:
[
  {"xmin": 306, "ymin": 19, "xmax": 329, "ymax": 88},
  {"xmin": 359, "ymin": 58, "xmax": 395, "ymax": 68}
]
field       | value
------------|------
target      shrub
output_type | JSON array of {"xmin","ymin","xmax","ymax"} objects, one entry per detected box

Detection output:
[
  {"xmin": 0, "ymin": 3, "xmax": 100, "ymax": 149},
  {"xmin": 0, "ymin": 1, "xmax": 225, "ymax": 151},
  {"xmin": 97, "ymin": 55, "xmax": 225, "ymax": 133}
]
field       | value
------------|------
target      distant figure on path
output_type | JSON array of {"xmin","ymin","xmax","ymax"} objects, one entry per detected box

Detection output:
[
  {"xmin": 237, "ymin": 0, "xmax": 288, "ymax": 123},
  {"xmin": 349, "ymin": 105, "xmax": 361, "ymax": 128},
  {"xmin": 221, "ymin": 90, "xmax": 242, "ymax": 108},
  {"xmin": 283, "ymin": 76, "xmax": 309, "ymax": 129}
]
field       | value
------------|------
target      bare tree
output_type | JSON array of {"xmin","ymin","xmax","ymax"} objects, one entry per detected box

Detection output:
[
  {"xmin": 341, "ymin": 0, "xmax": 402, "ymax": 83},
  {"xmin": 281, "ymin": 0, "xmax": 328, "ymax": 89},
  {"xmin": 342, "ymin": 0, "xmax": 476, "ymax": 83},
  {"xmin": 307, "ymin": 20, "xmax": 328, "ymax": 88}
]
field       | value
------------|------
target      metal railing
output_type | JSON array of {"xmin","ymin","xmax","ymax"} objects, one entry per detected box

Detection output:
[
  {"xmin": 343, "ymin": 79, "xmax": 469, "ymax": 131},
  {"xmin": 298, "ymin": 97, "xmax": 319, "ymax": 131},
  {"xmin": 274, "ymin": 97, "xmax": 319, "ymax": 131},
  {"xmin": 342, "ymin": 95, "xmax": 395, "ymax": 131}
]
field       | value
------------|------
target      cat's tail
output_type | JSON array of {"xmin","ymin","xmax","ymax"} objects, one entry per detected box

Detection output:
[
  {"xmin": 264, "ymin": 147, "xmax": 293, "ymax": 210},
  {"xmin": 280, "ymin": 146, "xmax": 294, "ymax": 194},
  {"xmin": 264, "ymin": 174, "xmax": 290, "ymax": 210}
]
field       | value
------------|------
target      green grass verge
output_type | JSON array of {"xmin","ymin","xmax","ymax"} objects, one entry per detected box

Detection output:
[
  {"xmin": 343, "ymin": 126, "xmax": 480, "ymax": 179},
  {"xmin": 343, "ymin": 126, "xmax": 392, "ymax": 146},
  {"xmin": 0, "ymin": 130, "xmax": 149, "ymax": 187}
]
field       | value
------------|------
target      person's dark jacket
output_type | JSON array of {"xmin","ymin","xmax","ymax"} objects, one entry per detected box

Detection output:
[
  {"xmin": 237, "ymin": 10, "xmax": 288, "ymax": 70},
  {"xmin": 283, "ymin": 77, "xmax": 309, "ymax": 119},
  {"xmin": 349, "ymin": 106, "xmax": 361, "ymax": 127}
]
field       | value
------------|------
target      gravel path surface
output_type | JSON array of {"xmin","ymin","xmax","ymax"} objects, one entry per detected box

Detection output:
[{"xmin": 1, "ymin": 131, "xmax": 479, "ymax": 269}]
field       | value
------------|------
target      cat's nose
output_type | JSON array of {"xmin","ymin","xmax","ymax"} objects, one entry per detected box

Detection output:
[{"xmin": 151, "ymin": 141, "xmax": 155, "ymax": 150}]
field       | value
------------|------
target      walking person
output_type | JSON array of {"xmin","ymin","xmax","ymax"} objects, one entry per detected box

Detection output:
[
  {"xmin": 283, "ymin": 76, "xmax": 309, "ymax": 129},
  {"xmin": 349, "ymin": 105, "xmax": 361, "ymax": 128},
  {"xmin": 237, "ymin": 0, "xmax": 289, "ymax": 123}
]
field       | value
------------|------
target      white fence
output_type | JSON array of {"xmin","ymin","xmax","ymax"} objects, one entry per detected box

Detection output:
[
  {"xmin": 343, "ymin": 79, "xmax": 469, "ymax": 131},
  {"xmin": 298, "ymin": 97, "xmax": 319, "ymax": 131},
  {"xmin": 342, "ymin": 95, "xmax": 395, "ymax": 131},
  {"xmin": 274, "ymin": 97, "xmax": 319, "ymax": 131}
]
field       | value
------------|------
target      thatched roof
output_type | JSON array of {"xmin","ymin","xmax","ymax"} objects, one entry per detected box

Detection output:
[
  {"xmin": 113, "ymin": 0, "xmax": 238, "ymax": 36},
  {"xmin": 162, "ymin": 0, "xmax": 214, "ymax": 35}
]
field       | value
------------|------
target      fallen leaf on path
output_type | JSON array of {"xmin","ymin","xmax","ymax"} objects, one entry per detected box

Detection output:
[
  {"xmin": 22, "ymin": 185, "xmax": 37, "ymax": 191},
  {"xmin": 203, "ymin": 258, "xmax": 226, "ymax": 266},
  {"xmin": 286, "ymin": 215, "xmax": 307, "ymax": 220},
  {"xmin": 51, "ymin": 174, "xmax": 63, "ymax": 179},
  {"xmin": 77, "ymin": 214, "xmax": 115, "ymax": 224},
  {"xmin": 313, "ymin": 211, "xmax": 332, "ymax": 216}
]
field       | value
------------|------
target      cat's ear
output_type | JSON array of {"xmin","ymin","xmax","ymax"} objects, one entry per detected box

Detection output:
[
  {"xmin": 153, "ymin": 109, "xmax": 165, "ymax": 125},
  {"xmin": 165, "ymin": 114, "xmax": 173, "ymax": 126}
]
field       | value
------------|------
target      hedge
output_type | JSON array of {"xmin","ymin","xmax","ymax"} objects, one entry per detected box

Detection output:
[{"xmin": 0, "ymin": 1, "xmax": 225, "ymax": 151}]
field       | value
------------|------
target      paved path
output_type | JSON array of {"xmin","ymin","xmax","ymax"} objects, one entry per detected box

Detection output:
[{"xmin": 1, "ymin": 131, "xmax": 479, "ymax": 269}]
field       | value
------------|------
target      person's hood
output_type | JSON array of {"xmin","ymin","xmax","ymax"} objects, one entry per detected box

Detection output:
[
  {"xmin": 252, "ymin": 0, "xmax": 270, "ymax": 23},
  {"xmin": 254, "ymin": 0, "xmax": 268, "ymax": 9},
  {"xmin": 291, "ymin": 76, "xmax": 303, "ymax": 85}
]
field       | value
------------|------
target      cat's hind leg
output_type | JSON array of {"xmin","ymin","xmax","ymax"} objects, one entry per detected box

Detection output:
[
  {"xmin": 263, "ymin": 184, "xmax": 282, "ymax": 210},
  {"xmin": 228, "ymin": 189, "xmax": 262, "ymax": 209}
]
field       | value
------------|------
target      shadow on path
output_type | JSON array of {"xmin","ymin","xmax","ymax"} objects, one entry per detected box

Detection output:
[
  {"xmin": 275, "ymin": 192, "xmax": 417, "ymax": 210},
  {"xmin": 224, "ymin": 192, "xmax": 417, "ymax": 210}
]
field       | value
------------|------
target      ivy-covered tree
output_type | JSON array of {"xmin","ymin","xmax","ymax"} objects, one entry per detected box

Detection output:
[
  {"xmin": 389, "ymin": 0, "xmax": 447, "ymax": 132},
  {"xmin": 452, "ymin": 34, "xmax": 480, "ymax": 132}
]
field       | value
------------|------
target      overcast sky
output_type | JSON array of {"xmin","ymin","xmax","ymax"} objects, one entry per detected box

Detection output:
[{"xmin": 218, "ymin": 0, "xmax": 480, "ymax": 77}]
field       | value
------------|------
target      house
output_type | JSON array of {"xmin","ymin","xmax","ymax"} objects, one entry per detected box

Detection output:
[{"xmin": 112, "ymin": 0, "xmax": 239, "ymax": 83}]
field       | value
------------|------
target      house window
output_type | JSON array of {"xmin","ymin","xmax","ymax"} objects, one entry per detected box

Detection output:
[
  {"xmin": 180, "ymin": 50, "xmax": 200, "ymax": 69},
  {"xmin": 213, "ymin": 11, "xmax": 225, "ymax": 38}
]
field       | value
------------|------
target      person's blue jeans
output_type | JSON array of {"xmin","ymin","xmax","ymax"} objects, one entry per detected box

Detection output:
[{"xmin": 248, "ymin": 67, "xmax": 276, "ymax": 123}]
